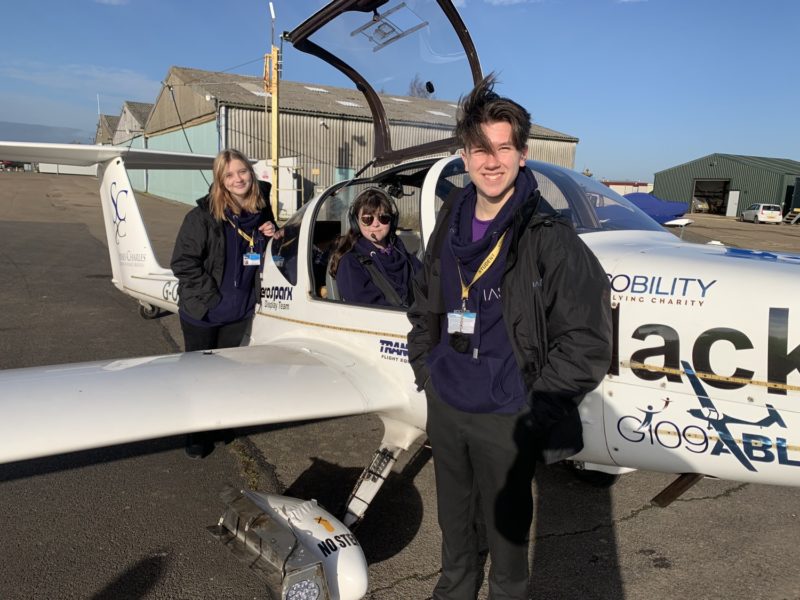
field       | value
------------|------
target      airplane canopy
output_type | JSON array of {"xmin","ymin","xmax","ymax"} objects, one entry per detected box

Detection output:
[{"xmin": 286, "ymin": 0, "xmax": 482, "ymax": 167}]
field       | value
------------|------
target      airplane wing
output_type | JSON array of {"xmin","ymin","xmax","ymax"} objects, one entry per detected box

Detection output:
[
  {"xmin": 0, "ymin": 141, "xmax": 215, "ymax": 170},
  {"xmin": 0, "ymin": 343, "xmax": 408, "ymax": 464}
]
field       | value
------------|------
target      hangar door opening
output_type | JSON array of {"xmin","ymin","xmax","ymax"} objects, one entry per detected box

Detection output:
[
  {"xmin": 692, "ymin": 179, "xmax": 730, "ymax": 215},
  {"xmin": 785, "ymin": 178, "xmax": 799, "ymax": 213}
]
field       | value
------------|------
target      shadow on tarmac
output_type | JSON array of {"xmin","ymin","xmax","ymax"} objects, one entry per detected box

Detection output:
[
  {"xmin": 276, "ymin": 425, "xmax": 625, "ymax": 598},
  {"xmin": 0, "ymin": 437, "xmax": 189, "ymax": 483},
  {"xmin": 91, "ymin": 555, "xmax": 167, "ymax": 600},
  {"xmin": 530, "ymin": 464, "xmax": 623, "ymax": 599},
  {"xmin": 0, "ymin": 420, "xmax": 335, "ymax": 484},
  {"xmin": 283, "ymin": 443, "xmax": 432, "ymax": 564}
]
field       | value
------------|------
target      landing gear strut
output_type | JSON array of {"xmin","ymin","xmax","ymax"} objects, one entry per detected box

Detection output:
[{"xmin": 138, "ymin": 302, "xmax": 160, "ymax": 319}]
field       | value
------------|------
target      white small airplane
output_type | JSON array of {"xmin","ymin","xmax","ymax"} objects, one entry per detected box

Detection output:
[{"xmin": 1, "ymin": 1, "xmax": 799, "ymax": 598}]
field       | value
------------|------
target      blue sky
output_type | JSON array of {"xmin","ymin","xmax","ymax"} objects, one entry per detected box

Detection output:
[{"xmin": 1, "ymin": 0, "xmax": 797, "ymax": 181}]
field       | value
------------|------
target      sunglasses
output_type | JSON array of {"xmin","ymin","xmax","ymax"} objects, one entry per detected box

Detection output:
[{"xmin": 359, "ymin": 213, "xmax": 392, "ymax": 226}]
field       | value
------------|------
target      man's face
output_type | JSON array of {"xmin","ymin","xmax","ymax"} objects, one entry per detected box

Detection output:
[{"xmin": 461, "ymin": 121, "xmax": 528, "ymax": 206}]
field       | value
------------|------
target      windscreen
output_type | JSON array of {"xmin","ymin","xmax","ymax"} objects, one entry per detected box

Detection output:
[
  {"xmin": 435, "ymin": 159, "xmax": 665, "ymax": 234},
  {"xmin": 293, "ymin": 1, "xmax": 478, "ymax": 160}
]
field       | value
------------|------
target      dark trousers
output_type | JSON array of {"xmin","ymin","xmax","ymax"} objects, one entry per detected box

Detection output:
[
  {"xmin": 426, "ymin": 387, "xmax": 537, "ymax": 600},
  {"xmin": 179, "ymin": 316, "xmax": 252, "ymax": 352}
]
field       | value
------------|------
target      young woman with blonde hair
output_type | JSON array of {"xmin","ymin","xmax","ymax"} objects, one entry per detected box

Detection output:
[{"xmin": 171, "ymin": 148, "xmax": 278, "ymax": 351}]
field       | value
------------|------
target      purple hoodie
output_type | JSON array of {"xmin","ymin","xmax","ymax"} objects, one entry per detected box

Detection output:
[
  {"xmin": 336, "ymin": 236, "xmax": 422, "ymax": 307},
  {"xmin": 427, "ymin": 169, "xmax": 538, "ymax": 414},
  {"xmin": 182, "ymin": 209, "xmax": 265, "ymax": 327}
]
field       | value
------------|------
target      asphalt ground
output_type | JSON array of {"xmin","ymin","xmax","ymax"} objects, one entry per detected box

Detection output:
[
  {"xmin": 0, "ymin": 172, "xmax": 798, "ymax": 600},
  {"xmin": 664, "ymin": 211, "xmax": 800, "ymax": 253}
]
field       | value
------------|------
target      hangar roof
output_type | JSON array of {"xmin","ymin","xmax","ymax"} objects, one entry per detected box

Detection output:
[
  {"xmin": 716, "ymin": 154, "xmax": 800, "ymax": 175},
  {"xmin": 100, "ymin": 114, "xmax": 120, "ymax": 131},
  {"xmin": 123, "ymin": 101, "xmax": 154, "ymax": 127},
  {"xmin": 166, "ymin": 66, "xmax": 578, "ymax": 142},
  {"xmin": 657, "ymin": 153, "xmax": 800, "ymax": 176}
]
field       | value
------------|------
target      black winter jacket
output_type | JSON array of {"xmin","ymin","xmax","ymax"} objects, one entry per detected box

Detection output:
[
  {"xmin": 407, "ymin": 188, "xmax": 612, "ymax": 463},
  {"xmin": 170, "ymin": 181, "xmax": 275, "ymax": 321}
]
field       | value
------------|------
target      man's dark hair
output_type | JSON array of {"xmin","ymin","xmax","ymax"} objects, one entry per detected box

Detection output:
[{"xmin": 455, "ymin": 73, "xmax": 531, "ymax": 152}]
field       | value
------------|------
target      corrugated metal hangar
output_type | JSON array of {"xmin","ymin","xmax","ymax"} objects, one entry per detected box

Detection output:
[
  {"xmin": 111, "ymin": 101, "xmax": 153, "ymax": 146},
  {"xmin": 94, "ymin": 115, "xmax": 119, "ymax": 145},
  {"xmin": 653, "ymin": 154, "xmax": 800, "ymax": 217},
  {"xmin": 115, "ymin": 65, "xmax": 579, "ymax": 208}
]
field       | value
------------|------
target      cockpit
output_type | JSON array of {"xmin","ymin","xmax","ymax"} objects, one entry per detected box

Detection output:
[{"xmin": 269, "ymin": 157, "xmax": 664, "ymax": 303}]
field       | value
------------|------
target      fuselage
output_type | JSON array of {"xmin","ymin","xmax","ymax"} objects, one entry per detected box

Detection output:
[{"xmin": 250, "ymin": 156, "xmax": 800, "ymax": 488}]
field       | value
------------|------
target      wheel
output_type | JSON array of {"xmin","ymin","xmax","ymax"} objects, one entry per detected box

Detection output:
[{"xmin": 138, "ymin": 303, "xmax": 160, "ymax": 319}]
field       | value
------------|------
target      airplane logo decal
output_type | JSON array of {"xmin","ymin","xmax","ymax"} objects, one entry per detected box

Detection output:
[
  {"xmin": 617, "ymin": 361, "xmax": 798, "ymax": 472},
  {"xmin": 260, "ymin": 285, "xmax": 294, "ymax": 311},
  {"xmin": 681, "ymin": 360, "xmax": 789, "ymax": 472},
  {"xmin": 635, "ymin": 399, "xmax": 672, "ymax": 432},
  {"xmin": 109, "ymin": 181, "xmax": 128, "ymax": 244},
  {"xmin": 608, "ymin": 273, "xmax": 716, "ymax": 308},
  {"xmin": 379, "ymin": 339, "xmax": 408, "ymax": 363}
]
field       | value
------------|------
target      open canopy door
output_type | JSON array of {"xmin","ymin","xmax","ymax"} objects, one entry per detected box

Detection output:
[{"xmin": 286, "ymin": 0, "xmax": 483, "ymax": 167}]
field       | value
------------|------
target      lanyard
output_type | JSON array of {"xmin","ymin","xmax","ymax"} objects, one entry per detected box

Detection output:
[
  {"xmin": 456, "ymin": 230, "xmax": 507, "ymax": 310},
  {"xmin": 225, "ymin": 216, "xmax": 256, "ymax": 251}
]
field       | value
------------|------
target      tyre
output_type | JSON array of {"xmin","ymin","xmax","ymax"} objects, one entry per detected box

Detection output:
[{"xmin": 138, "ymin": 303, "xmax": 160, "ymax": 319}]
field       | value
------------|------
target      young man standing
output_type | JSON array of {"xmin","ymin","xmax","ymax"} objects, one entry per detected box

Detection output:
[{"xmin": 407, "ymin": 75, "xmax": 612, "ymax": 599}]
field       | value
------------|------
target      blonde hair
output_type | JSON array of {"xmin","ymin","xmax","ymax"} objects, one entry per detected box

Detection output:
[{"xmin": 208, "ymin": 148, "xmax": 265, "ymax": 221}]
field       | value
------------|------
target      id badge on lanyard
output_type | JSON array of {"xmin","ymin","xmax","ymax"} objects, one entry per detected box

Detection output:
[
  {"xmin": 447, "ymin": 310, "xmax": 476, "ymax": 334},
  {"xmin": 449, "ymin": 230, "xmax": 507, "ymax": 337},
  {"xmin": 228, "ymin": 216, "xmax": 261, "ymax": 266}
]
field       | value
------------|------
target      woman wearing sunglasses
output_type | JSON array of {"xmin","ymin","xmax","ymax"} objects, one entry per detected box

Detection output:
[{"xmin": 329, "ymin": 188, "xmax": 421, "ymax": 307}]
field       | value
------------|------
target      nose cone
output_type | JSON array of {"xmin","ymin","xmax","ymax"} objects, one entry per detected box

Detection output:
[{"xmin": 271, "ymin": 494, "xmax": 370, "ymax": 600}]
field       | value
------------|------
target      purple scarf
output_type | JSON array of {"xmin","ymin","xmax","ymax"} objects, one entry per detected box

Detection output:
[{"xmin": 427, "ymin": 168, "xmax": 538, "ymax": 413}]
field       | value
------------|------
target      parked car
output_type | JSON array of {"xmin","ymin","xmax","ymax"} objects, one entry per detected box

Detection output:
[{"xmin": 740, "ymin": 203, "xmax": 782, "ymax": 224}]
